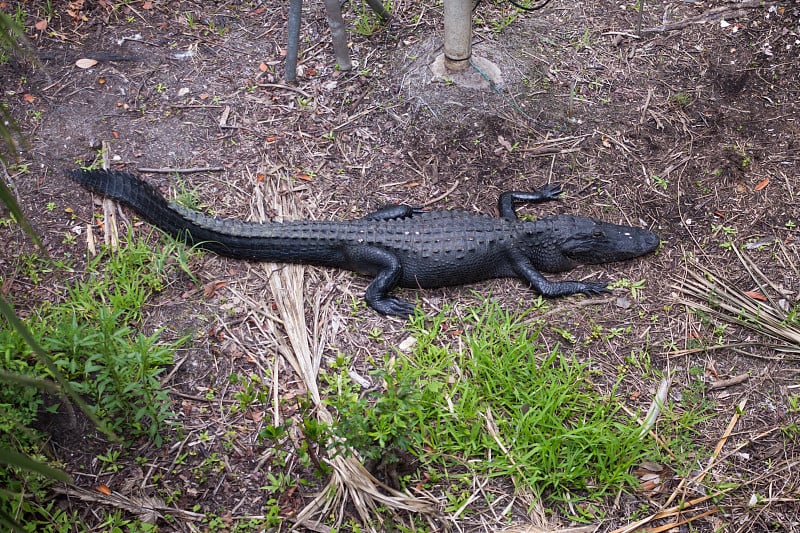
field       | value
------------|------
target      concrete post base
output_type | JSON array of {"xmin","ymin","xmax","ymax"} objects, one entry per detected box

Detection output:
[{"xmin": 430, "ymin": 54, "xmax": 504, "ymax": 90}]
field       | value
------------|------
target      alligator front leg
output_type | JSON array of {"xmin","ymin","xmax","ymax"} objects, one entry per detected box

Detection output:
[
  {"xmin": 350, "ymin": 246, "xmax": 416, "ymax": 317},
  {"xmin": 498, "ymin": 184, "xmax": 563, "ymax": 220},
  {"xmin": 510, "ymin": 253, "xmax": 610, "ymax": 297}
]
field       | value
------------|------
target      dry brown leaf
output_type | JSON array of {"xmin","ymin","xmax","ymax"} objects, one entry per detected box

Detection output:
[
  {"xmin": 203, "ymin": 280, "xmax": 228, "ymax": 298},
  {"xmin": 67, "ymin": 0, "xmax": 87, "ymax": 21},
  {"xmin": 754, "ymin": 178, "xmax": 770, "ymax": 191},
  {"xmin": 75, "ymin": 58, "xmax": 99, "ymax": 69},
  {"xmin": 744, "ymin": 290, "xmax": 767, "ymax": 301},
  {"xmin": 34, "ymin": 19, "xmax": 48, "ymax": 31},
  {"xmin": 22, "ymin": 93, "xmax": 35, "ymax": 103},
  {"xmin": 639, "ymin": 461, "xmax": 665, "ymax": 472},
  {"xmin": 142, "ymin": 1, "xmax": 154, "ymax": 9}
]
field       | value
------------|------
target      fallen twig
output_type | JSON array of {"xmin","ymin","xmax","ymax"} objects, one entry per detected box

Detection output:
[
  {"xmin": 101, "ymin": 140, "xmax": 119, "ymax": 249},
  {"xmin": 257, "ymin": 82, "xmax": 312, "ymax": 98},
  {"xmin": 422, "ymin": 179, "xmax": 460, "ymax": 207},
  {"xmin": 136, "ymin": 166, "xmax": 225, "ymax": 173},
  {"xmin": 707, "ymin": 373, "xmax": 750, "ymax": 390},
  {"xmin": 662, "ymin": 399, "xmax": 746, "ymax": 510},
  {"xmin": 639, "ymin": 377, "xmax": 671, "ymax": 438},
  {"xmin": 610, "ymin": 489, "xmax": 731, "ymax": 533},
  {"xmin": 645, "ymin": 507, "xmax": 720, "ymax": 533},
  {"xmin": 643, "ymin": 1, "xmax": 775, "ymax": 33}
]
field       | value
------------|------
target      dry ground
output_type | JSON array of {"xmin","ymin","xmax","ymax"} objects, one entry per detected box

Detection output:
[{"xmin": 1, "ymin": 0, "xmax": 799, "ymax": 531}]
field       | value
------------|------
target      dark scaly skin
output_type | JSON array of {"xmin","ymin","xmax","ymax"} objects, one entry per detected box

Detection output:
[{"xmin": 68, "ymin": 169, "xmax": 660, "ymax": 317}]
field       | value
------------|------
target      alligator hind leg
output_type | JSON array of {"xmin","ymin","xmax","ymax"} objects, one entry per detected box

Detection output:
[
  {"xmin": 498, "ymin": 184, "xmax": 563, "ymax": 219},
  {"xmin": 349, "ymin": 246, "xmax": 416, "ymax": 317},
  {"xmin": 361, "ymin": 204, "xmax": 423, "ymax": 221},
  {"xmin": 511, "ymin": 253, "xmax": 610, "ymax": 297}
]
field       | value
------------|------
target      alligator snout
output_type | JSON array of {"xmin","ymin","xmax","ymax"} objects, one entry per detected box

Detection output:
[{"xmin": 642, "ymin": 230, "xmax": 660, "ymax": 252}]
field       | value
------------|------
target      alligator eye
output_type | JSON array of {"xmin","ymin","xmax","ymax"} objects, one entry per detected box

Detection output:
[{"xmin": 592, "ymin": 230, "xmax": 604, "ymax": 238}]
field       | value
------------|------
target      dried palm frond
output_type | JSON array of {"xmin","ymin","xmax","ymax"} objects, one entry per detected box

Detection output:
[
  {"xmin": 52, "ymin": 484, "xmax": 204, "ymax": 524},
  {"xmin": 252, "ymin": 174, "xmax": 437, "ymax": 532},
  {"xmin": 677, "ymin": 244, "xmax": 800, "ymax": 357}
]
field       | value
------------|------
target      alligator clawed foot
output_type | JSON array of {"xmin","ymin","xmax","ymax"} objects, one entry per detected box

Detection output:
[
  {"xmin": 370, "ymin": 297, "xmax": 416, "ymax": 318},
  {"xmin": 580, "ymin": 282, "xmax": 611, "ymax": 296},
  {"xmin": 539, "ymin": 183, "xmax": 564, "ymax": 200}
]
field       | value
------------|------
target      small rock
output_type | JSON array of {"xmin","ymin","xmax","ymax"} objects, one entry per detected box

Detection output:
[
  {"xmin": 615, "ymin": 297, "xmax": 632, "ymax": 309},
  {"xmin": 397, "ymin": 336, "xmax": 416, "ymax": 353}
]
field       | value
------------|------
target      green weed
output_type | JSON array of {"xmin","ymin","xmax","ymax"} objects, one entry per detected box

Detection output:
[
  {"xmin": 349, "ymin": 0, "xmax": 391, "ymax": 36},
  {"xmin": 651, "ymin": 174, "xmax": 669, "ymax": 190},
  {"xmin": 671, "ymin": 92, "xmax": 693, "ymax": 108},
  {"xmin": 609, "ymin": 278, "xmax": 648, "ymax": 300},
  {"xmin": 322, "ymin": 354, "xmax": 420, "ymax": 467},
  {"xmin": 4, "ymin": 321, "xmax": 183, "ymax": 449},
  {"xmin": 1, "ymin": 234, "xmax": 197, "ymax": 525}
]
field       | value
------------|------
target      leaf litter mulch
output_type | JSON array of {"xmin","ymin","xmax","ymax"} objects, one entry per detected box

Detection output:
[{"xmin": 1, "ymin": 0, "xmax": 799, "ymax": 531}]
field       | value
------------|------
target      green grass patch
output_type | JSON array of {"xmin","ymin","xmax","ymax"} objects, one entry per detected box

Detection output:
[
  {"xmin": 324, "ymin": 301, "xmax": 659, "ymax": 509},
  {"xmin": 407, "ymin": 303, "xmax": 649, "ymax": 502}
]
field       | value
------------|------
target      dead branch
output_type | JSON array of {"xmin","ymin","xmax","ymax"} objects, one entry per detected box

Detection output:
[
  {"xmin": 643, "ymin": 1, "xmax": 775, "ymax": 33},
  {"xmin": 707, "ymin": 373, "xmax": 750, "ymax": 390},
  {"xmin": 136, "ymin": 166, "xmax": 225, "ymax": 173}
]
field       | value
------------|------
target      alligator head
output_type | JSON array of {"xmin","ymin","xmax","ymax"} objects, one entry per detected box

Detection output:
[{"xmin": 525, "ymin": 215, "xmax": 660, "ymax": 273}]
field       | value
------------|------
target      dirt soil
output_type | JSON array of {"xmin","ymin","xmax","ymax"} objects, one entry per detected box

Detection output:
[{"xmin": 2, "ymin": 0, "xmax": 799, "ymax": 531}]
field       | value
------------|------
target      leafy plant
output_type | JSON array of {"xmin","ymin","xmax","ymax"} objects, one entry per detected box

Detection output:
[
  {"xmin": 13, "ymin": 238, "xmax": 193, "ymax": 444},
  {"xmin": 1, "ymin": 234, "xmax": 194, "ymax": 528},
  {"xmin": 322, "ymin": 354, "xmax": 421, "ymax": 467},
  {"xmin": 0, "ymin": 12, "xmax": 84, "ymax": 532}
]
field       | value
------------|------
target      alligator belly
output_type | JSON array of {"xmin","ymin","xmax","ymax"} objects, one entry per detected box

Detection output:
[{"xmin": 398, "ymin": 256, "xmax": 517, "ymax": 289}]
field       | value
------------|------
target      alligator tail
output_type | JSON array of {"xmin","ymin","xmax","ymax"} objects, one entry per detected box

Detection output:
[
  {"xmin": 67, "ymin": 169, "xmax": 344, "ymax": 265},
  {"xmin": 68, "ymin": 168, "xmax": 215, "ymax": 247}
]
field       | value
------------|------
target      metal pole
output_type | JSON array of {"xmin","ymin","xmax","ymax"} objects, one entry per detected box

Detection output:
[
  {"xmin": 323, "ymin": 0, "xmax": 353, "ymax": 71},
  {"xmin": 364, "ymin": 0, "xmax": 391, "ymax": 22},
  {"xmin": 443, "ymin": 0, "xmax": 472, "ymax": 71},
  {"xmin": 285, "ymin": 0, "xmax": 302, "ymax": 82}
]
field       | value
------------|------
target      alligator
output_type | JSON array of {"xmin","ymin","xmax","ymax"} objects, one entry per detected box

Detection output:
[{"xmin": 68, "ymin": 169, "xmax": 660, "ymax": 317}]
